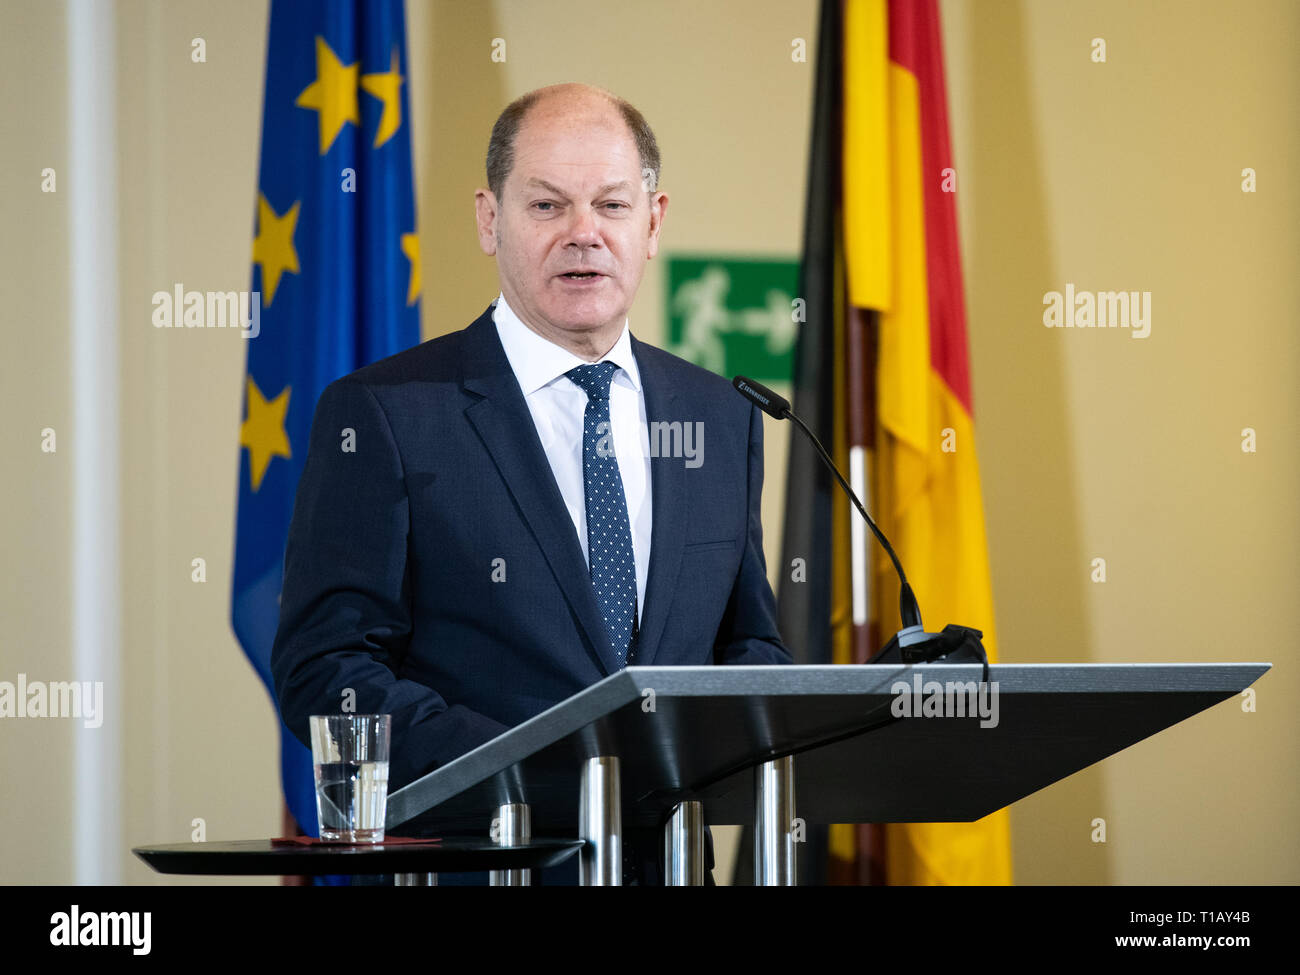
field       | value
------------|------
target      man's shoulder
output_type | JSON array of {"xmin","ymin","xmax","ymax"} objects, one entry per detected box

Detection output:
[
  {"xmin": 338, "ymin": 331, "xmax": 464, "ymax": 388},
  {"xmin": 326, "ymin": 304, "xmax": 494, "ymax": 393}
]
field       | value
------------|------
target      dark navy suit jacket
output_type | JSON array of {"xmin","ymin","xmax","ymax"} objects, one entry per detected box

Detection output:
[{"xmin": 271, "ymin": 302, "xmax": 792, "ymax": 882}]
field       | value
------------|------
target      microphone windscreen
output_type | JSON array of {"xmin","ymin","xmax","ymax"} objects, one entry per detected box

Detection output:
[{"xmin": 731, "ymin": 376, "xmax": 790, "ymax": 419}]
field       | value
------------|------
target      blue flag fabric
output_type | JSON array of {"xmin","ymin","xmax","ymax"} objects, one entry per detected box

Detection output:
[{"xmin": 232, "ymin": 0, "xmax": 420, "ymax": 855}]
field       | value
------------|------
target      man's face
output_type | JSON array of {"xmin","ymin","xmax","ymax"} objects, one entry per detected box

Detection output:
[{"xmin": 476, "ymin": 100, "xmax": 667, "ymax": 351}]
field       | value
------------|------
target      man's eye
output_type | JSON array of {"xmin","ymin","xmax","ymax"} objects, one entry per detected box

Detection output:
[
  {"xmin": 604, "ymin": 203, "xmax": 627, "ymax": 210},
  {"xmin": 533, "ymin": 202, "xmax": 556, "ymax": 211}
]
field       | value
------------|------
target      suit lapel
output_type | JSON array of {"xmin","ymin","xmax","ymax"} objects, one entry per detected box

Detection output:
[
  {"xmin": 630, "ymin": 334, "xmax": 685, "ymax": 667},
  {"xmin": 459, "ymin": 306, "xmax": 623, "ymax": 677}
]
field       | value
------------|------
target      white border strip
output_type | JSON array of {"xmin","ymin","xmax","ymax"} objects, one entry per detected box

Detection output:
[{"xmin": 68, "ymin": 0, "xmax": 122, "ymax": 885}]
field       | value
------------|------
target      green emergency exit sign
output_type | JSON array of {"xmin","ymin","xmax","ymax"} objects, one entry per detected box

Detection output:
[{"xmin": 664, "ymin": 255, "xmax": 799, "ymax": 382}]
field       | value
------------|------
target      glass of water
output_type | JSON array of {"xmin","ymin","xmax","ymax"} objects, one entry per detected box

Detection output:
[{"xmin": 308, "ymin": 714, "xmax": 391, "ymax": 843}]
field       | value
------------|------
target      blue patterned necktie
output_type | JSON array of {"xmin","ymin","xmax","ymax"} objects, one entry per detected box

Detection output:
[{"xmin": 565, "ymin": 362, "xmax": 638, "ymax": 666}]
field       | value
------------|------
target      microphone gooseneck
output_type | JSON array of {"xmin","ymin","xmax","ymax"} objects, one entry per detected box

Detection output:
[
  {"xmin": 732, "ymin": 375, "xmax": 920, "ymax": 630},
  {"xmin": 733, "ymin": 374, "xmax": 989, "ymax": 677}
]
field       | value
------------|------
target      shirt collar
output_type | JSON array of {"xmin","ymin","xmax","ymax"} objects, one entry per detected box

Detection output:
[{"xmin": 492, "ymin": 291, "xmax": 642, "ymax": 396}]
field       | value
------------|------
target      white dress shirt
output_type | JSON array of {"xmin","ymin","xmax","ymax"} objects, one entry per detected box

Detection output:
[{"xmin": 493, "ymin": 292, "xmax": 651, "ymax": 625}]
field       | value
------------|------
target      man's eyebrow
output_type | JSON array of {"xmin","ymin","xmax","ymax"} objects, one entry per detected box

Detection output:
[{"xmin": 523, "ymin": 178, "xmax": 636, "ymax": 198}]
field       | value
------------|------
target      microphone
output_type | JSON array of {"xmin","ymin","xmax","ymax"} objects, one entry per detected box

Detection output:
[
  {"xmin": 732, "ymin": 375, "xmax": 988, "ymax": 674},
  {"xmin": 732, "ymin": 377, "xmax": 791, "ymax": 420}
]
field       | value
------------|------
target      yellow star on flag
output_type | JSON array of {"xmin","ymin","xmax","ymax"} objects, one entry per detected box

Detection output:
[
  {"xmin": 240, "ymin": 377, "xmax": 292, "ymax": 492},
  {"xmin": 295, "ymin": 36, "xmax": 361, "ymax": 155},
  {"xmin": 401, "ymin": 232, "xmax": 421, "ymax": 305},
  {"xmin": 251, "ymin": 194, "xmax": 301, "ymax": 306},
  {"xmin": 360, "ymin": 47, "xmax": 404, "ymax": 149}
]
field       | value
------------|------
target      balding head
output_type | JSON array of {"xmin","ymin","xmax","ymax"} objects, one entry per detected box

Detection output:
[{"xmin": 485, "ymin": 83, "xmax": 661, "ymax": 205}]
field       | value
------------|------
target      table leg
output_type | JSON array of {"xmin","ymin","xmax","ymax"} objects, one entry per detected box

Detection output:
[
  {"xmin": 394, "ymin": 872, "xmax": 437, "ymax": 885},
  {"xmin": 663, "ymin": 800, "xmax": 704, "ymax": 886},
  {"xmin": 489, "ymin": 802, "xmax": 532, "ymax": 886},
  {"xmin": 578, "ymin": 755, "xmax": 621, "ymax": 886},
  {"xmin": 754, "ymin": 756, "xmax": 796, "ymax": 886}
]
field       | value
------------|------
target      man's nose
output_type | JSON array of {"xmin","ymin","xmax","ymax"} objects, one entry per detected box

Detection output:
[{"xmin": 564, "ymin": 206, "xmax": 602, "ymax": 247}]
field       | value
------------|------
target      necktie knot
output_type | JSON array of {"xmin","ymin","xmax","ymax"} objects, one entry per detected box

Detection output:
[{"xmin": 566, "ymin": 361, "xmax": 618, "ymax": 402}]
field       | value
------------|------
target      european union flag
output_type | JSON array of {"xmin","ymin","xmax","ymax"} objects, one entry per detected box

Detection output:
[{"xmin": 232, "ymin": 0, "xmax": 420, "ymax": 856}]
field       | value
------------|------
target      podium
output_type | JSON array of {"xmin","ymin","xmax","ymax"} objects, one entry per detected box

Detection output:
[{"xmin": 386, "ymin": 662, "xmax": 1269, "ymax": 885}]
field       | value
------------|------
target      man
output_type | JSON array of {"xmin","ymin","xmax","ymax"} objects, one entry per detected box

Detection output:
[{"xmin": 271, "ymin": 83, "xmax": 792, "ymax": 885}]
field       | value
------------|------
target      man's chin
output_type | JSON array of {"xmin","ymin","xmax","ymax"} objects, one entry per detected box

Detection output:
[{"xmin": 544, "ymin": 302, "xmax": 621, "ymax": 334}]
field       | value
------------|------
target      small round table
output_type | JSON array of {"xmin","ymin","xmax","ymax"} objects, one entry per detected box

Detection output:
[{"xmin": 133, "ymin": 837, "xmax": 584, "ymax": 884}]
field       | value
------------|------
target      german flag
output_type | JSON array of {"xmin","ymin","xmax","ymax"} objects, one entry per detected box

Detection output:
[{"xmin": 778, "ymin": 0, "xmax": 1013, "ymax": 885}]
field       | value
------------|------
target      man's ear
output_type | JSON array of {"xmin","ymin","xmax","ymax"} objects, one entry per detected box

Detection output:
[
  {"xmin": 475, "ymin": 188, "xmax": 499, "ymax": 256},
  {"xmin": 646, "ymin": 190, "xmax": 668, "ymax": 260}
]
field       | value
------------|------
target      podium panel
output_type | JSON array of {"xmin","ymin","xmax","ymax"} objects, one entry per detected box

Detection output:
[{"xmin": 386, "ymin": 663, "xmax": 1268, "ymax": 834}]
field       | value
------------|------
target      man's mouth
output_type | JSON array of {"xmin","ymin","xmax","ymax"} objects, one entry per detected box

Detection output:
[{"xmin": 559, "ymin": 271, "xmax": 603, "ymax": 279}]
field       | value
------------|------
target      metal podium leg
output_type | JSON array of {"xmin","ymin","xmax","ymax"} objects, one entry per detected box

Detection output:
[
  {"xmin": 394, "ymin": 873, "xmax": 437, "ymax": 885},
  {"xmin": 490, "ymin": 802, "xmax": 532, "ymax": 886},
  {"xmin": 664, "ymin": 800, "xmax": 705, "ymax": 886},
  {"xmin": 579, "ymin": 755, "xmax": 621, "ymax": 885},
  {"xmin": 754, "ymin": 756, "xmax": 796, "ymax": 886}
]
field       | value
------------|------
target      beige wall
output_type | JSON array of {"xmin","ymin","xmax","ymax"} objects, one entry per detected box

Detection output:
[
  {"xmin": 941, "ymin": 0, "xmax": 1298, "ymax": 884},
  {"xmin": 0, "ymin": 0, "xmax": 75, "ymax": 884},
  {"xmin": 0, "ymin": 0, "xmax": 1294, "ymax": 885}
]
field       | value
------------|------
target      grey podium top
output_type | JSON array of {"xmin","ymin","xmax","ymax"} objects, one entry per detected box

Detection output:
[{"xmin": 385, "ymin": 663, "xmax": 1269, "ymax": 834}]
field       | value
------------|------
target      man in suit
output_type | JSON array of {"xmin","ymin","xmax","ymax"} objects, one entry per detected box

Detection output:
[{"xmin": 271, "ymin": 82, "xmax": 792, "ymax": 885}]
